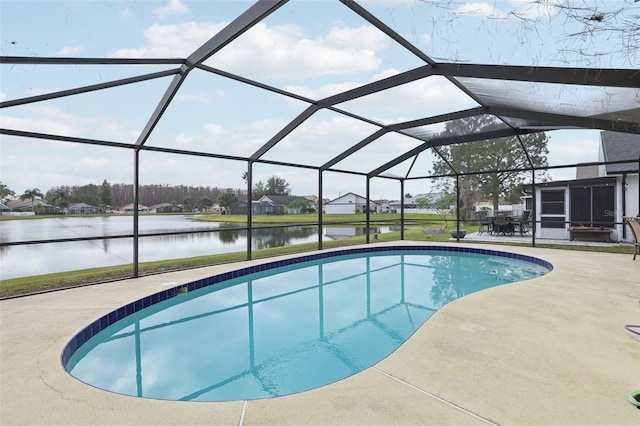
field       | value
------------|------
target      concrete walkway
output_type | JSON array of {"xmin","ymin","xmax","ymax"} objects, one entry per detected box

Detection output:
[{"xmin": 1, "ymin": 242, "xmax": 639, "ymax": 425}]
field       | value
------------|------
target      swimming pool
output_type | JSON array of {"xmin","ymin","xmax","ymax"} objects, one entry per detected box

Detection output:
[{"xmin": 63, "ymin": 246, "xmax": 551, "ymax": 402}]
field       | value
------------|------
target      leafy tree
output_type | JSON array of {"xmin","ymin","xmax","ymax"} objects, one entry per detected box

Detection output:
[
  {"xmin": 245, "ymin": 173, "xmax": 291, "ymax": 199},
  {"xmin": 265, "ymin": 176, "xmax": 291, "ymax": 196},
  {"xmin": 287, "ymin": 199, "xmax": 315, "ymax": 214},
  {"xmin": 404, "ymin": 193, "xmax": 413, "ymax": 199},
  {"xmin": 33, "ymin": 202, "xmax": 44, "ymax": 215},
  {"xmin": 182, "ymin": 195, "xmax": 194, "ymax": 212},
  {"xmin": 0, "ymin": 182, "xmax": 16, "ymax": 203},
  {"xmin": 73, "ymin": 184, "xmax": 100, "ymax": 206},
  {"xmin": 429, "ymin": 116, "xmax": 549, "ymax": 219},
  {"xmin": 100, "ymin": 179, "xmax": 112, "ymax": 208},
  {"xmin": 416, "ymin": 193, "xmax": 456, "ymax": 228},
  {"xmin": 218, "ymin": 192, "xmax": 238, "ymax": 214},
  {"xmin": 198, "ymin": 196, "xmax": 214, "ymax": 211},
  {"xmin": 20, "ymin": 188, "xmax": 44, "ymax": 211},
  {"xmin": 51, "ymin": 188, "xmax": 71, "ymax": 210},
  {"xmin": 252, "ymin": 180, "xmax": 266, "ymax": 200}
]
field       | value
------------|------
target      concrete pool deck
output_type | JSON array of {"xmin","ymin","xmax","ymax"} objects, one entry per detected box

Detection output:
[{"xmin": 1, "ymin": 242, "xmax": 639, "ymax": 425}]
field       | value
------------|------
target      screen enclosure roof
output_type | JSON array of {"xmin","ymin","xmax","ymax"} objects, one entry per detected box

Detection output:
[{"xmin": 1, "ymin": 0, "xmax": 639, "ymax": 184}]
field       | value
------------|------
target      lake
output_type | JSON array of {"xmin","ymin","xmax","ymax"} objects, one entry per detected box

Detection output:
[{"xmin": 0, "ymin": 215, "xmax": 391, "ymax": 280}]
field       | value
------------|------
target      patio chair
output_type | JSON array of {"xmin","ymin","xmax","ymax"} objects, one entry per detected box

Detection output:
[
  {"xmin": 474, "ymin": 210, "xmax": 493, "ymax": 235},
  {"xmin": 514, "ymin": 210, "xmax": 531, "ymax": 236},
  {"xmin": 623, "ymin": 217, "xmax": 640, "ymax": 260}
]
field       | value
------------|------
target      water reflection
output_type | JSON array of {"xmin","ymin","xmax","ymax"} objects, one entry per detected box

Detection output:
[
  {"xmin": 66, "ymin": 251, "xmax": 548, "ymax": 402},
  {"xmin": 0, "ymin": 216, "xmax": 391, "ymax": 279}
]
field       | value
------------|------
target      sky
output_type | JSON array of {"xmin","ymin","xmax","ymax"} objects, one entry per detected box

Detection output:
[{"xmin": 1, "ymin": 0, "xmax": 637, "ymax": 202}]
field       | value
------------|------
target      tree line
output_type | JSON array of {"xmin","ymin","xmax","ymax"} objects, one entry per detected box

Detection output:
[
  {"xmin": 1, "ymin": 174, "xmax": 296, "ymax": 212},
  {"xmin": 39, "ymin": 181, "xmax": 249, "ymax": 210}
]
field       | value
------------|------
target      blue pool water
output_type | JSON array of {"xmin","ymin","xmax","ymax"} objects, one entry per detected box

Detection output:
[{"xmin": 63, "ymin": 246, "xmax": 551, "ymax": 402}]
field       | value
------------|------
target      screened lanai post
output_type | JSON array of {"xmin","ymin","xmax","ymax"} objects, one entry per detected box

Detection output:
[
  {"xmin": 529, "ymin": 172, "xmax": 537, "ymax": 246},
  {"xmin": 366, "ymin": 178, "xmax": 370, "ymax": 244},
  {"xmin": 247, "ymin": 162, "xmax": 253, "ymax": 261},
  {"xmin": 318, "ymin": 171, "xmax": 323, "ymax": 250},
  {"xmin": 400, "ymin": 180, "xmax": 405, "ymax": 240},
  {"xmin": 622, "ymin": 174, "xmax": 627, "ymax": 240},
  {"xmin": 516, "ymin": 134, "xmax": 536, "ymax": 247},
  {"xmin": 133, "ymin": 150, "xmax": 140, "ymax": 277},
  {"xmin": 455, "ymin": 175, "xmax": 461, "ymax": 241}
]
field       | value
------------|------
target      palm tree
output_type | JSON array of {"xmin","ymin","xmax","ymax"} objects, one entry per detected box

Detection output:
[
  {"xmin": 20, "ymin": 188, "xmax": 44, "ymax": 212},
  {"xmin": 182, "ymin": 195, "xmax": 194, "ymax": 213},
  {"xmin": 51, "ymin": 188, "xmax": 71, "ymax": 211}
]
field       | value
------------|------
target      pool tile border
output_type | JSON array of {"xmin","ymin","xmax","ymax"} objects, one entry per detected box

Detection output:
[{"xmin": 61, "ymin": 245, "xmax": 552, "ymax": 367}]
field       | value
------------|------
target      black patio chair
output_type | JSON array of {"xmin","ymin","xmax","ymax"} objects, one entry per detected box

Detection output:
[
  {"xmin": 474, "ymin": 210, "xmax": 493, "ymax": 235},
  {"xmin": 514, "ymin": 210, "xmax": 531, "ymax": 236}
]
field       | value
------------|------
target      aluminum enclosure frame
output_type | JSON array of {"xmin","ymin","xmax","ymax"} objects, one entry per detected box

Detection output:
[{"xmin": 1, "ymin": 0, "xmax": 639, "ymax": 280}]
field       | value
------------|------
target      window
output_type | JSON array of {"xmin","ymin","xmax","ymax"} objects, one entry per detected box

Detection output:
[
  {"xmin": 570, "ymin": 185, "xmax": 615, "ymax": 228},
  {"xmin": 541, "ymin": 189, "xmax": 565, "ymax": 228},
  {"xmin": 541, "ymin": 190, "xmax": 564, "ymax": 214}
]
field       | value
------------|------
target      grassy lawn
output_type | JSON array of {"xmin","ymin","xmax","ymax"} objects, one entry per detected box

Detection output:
[
  {"xmin": 194, "ymin": 212, "xmax": 445, "ymax": 225},
  {"xmin": 1, "ymin": 214, "xmax": 633, "ymax": 298}
]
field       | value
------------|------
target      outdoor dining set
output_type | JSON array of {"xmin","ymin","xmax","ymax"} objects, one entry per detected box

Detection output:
[{"xmin": 473, "ymin": 210, "xmax": 532, "ymax": 237}]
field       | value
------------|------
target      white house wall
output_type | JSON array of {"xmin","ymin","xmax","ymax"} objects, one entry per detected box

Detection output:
[
  {"xmin": 325, "ymin": 193, "xmax": 375, "ymax": 214},
  {"xmin": 534, "ymin": 175, "xmax": 638, "ymax": 243},
  {"xmin": 621, "ymin": 174, "xmax": 639, "ymax": 243},
  {"xmin": 325, "ymin": 203, "xmax": 357, "ymax": 214}
]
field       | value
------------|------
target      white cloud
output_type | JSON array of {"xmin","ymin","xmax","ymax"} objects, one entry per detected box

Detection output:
[
  {"xmin": 338, "ymin": 74, "xmax": 478, "ymax": 120},
  {"xmin": 119, "ymin": 7, "xmax": 133, "ymax": 19},
  {"xmin": 57, "ymin": 46, "xmax": 83, "ymax": 56},
  {"xmin": 284, "ymin": 68, "xmax": 402, "ymax": 101},
  {"xmin": 508, "ymin": 0, "xmax": 560, "ymax": 19},
  {"xmin": 360, "ymin": 0, "xmax": 418, "ymax": 6},
  {"xmin": 1, "ymin": 137, "xmax": 133, "ymax": 195},
  {"xmin": 452, "ymin": 0, "xmax": 560, "ymax": 19},
  {"xmin": 91, "ymin": 118, "xmax": 139, "ymax": 143},
  {"xmin": 152, "ymin": 0, "xmax": 189, "ymax": 19},
  {"xmin": 170, "ymin": 118, "xmax": 290, "ymax": 157},
  {"xmin": 0, "ymin": 104, "xmax": 138, "ymax": 143},
  {"xmin": 110, "ymin": 22, "xmax": 386, "ymax": 78},
  {"xmin": 203, "ymin": 123, "xmax": 225, "ymax": 138},
  {"xmin": 111, "ymin": 22, "xmax": 226, "ymax": 58},
  {"xmin": 174, "ymin": 132, "xmax": 201, "ymax": 148},
  {"xmin": 453, "ymin": 2, "xmax": 508, "ymax": 18},
  {"xmin": 284, "ymin": 81, "xmax": 361, "ymax": 100},
  {"xmin": 0, "ymin": 106, "xmax": 80, "ymax": 136},
  {"xmin": 174, "ymin": 92, "xmax": 219, "ymax": 104},
  {"xmin": 322, "ymin": 25, "xmax": 388, "ymax": 50},
  {"xmin": 0, "ymin": 92, "xmax": 6, "ymax": 102}
]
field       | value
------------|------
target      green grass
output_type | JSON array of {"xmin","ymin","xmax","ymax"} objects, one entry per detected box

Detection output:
[{"xmin": 194, "ymin": 212, "xmax": 442, "ymax": 225}]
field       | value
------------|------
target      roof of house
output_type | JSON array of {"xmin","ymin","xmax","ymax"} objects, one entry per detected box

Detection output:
[
  {"xmin": 524, "ymin": 176, "xmax": 616, "ymax": 189},
  {"xmin": 6, "ymin": 198, "xmax": 47, "ymax": 209},
  {"xmin": 389, "ymin": 193, "xmax": 444, "ymax": 205},
  {"xmin": 601, "ymin": 131, "xmax": 640, "ymax": 174},
  {"xmin": 327, "ymin": 192, "xmax": 372, "ymax": 204},
  {"xmin": 118, "ymin": 203, "xmax": 149, "ymax": 210},
  {"xmin": 259, "ymin": 195, "xmax": 311, "ymax": 206}
]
